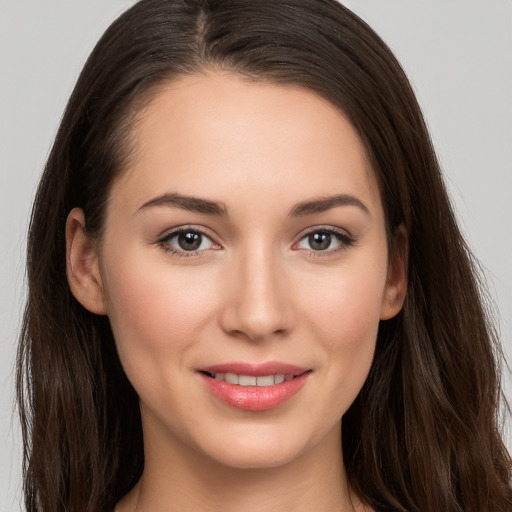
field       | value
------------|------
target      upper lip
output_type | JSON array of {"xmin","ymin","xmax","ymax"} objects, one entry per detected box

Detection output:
[{"xmin": 197, "ymin": 362, "xmax": 310, "ymax": 377}]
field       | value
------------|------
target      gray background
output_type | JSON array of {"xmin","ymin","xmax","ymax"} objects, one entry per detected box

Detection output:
[{"xmin": 1, "ymin": 1, "xmax": 511, "ymax": 509}]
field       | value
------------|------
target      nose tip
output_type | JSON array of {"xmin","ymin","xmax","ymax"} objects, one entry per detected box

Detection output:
[{"xmin": 218, "ymin": 254, "xmax": 294, "ymax": 342}]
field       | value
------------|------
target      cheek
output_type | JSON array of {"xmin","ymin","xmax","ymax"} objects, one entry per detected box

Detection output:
[
  {"xmin": 299, "ymin": 257, "xmax": 387, "ymax": 407},
  {"xmin": 101, "ymin": 249, "xmax": 217, "ymax": 378},
  {"xmin": 303, "ymin": 259, "xmax": 387, "ymax": 345}
]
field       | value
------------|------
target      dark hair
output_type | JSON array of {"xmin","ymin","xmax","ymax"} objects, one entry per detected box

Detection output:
[{"xmin": 17, "ymin": 1, "xmax": 511, "ymax": 511}]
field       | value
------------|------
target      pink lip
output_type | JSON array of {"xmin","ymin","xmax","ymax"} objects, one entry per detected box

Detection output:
[{"xmin": 197, "ymin": 362, "xmax": 311, "ymax": 411}]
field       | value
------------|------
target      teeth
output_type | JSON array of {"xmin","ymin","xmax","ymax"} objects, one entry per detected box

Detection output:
[
  {"xmin": 239, "ymin": 375, "xmax": 256, "ymax": 386},
  {"xmin": 256, "ymin": 375, "xmax": 274, "ymax": 386},
  {"xmin": 225, "ymin": 373, "xmax": 238, "ymax": 384},
  {"xmin": 212, "ymin": 373, "xmax": 290, "ymax": 386}
]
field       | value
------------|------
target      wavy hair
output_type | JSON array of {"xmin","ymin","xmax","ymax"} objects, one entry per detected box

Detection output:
[{"xmin": 17, "ymin": 1, "xmax": 511, "ymax": 510}]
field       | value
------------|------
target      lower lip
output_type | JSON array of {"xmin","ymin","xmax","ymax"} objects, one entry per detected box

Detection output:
[{"xmin": 199, "ymin": 372, "xmax": 311, "ymax": 411}]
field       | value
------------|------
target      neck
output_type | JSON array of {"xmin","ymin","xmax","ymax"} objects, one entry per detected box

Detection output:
[{"xmin": 119, "ymin": 421, "xmax": 362, "ymax": 512}]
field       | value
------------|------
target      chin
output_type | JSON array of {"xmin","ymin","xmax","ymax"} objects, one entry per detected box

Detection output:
[
  {"xmin": 203, "ymin": 442, "xmax": 306, "ymax": 470},
  {"xmin": 191, "ymin": 420, "xmax": 333, "ymax": 471}
]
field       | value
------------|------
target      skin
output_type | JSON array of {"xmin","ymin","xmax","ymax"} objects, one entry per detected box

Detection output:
[{"xmin": 66, "ymin": 72, "xmax": 407, "ymax": 512}]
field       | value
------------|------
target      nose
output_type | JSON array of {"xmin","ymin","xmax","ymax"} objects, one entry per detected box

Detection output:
[{"xmin": 218, "ymin": 245, "xmax": 295, "ymax": 342}]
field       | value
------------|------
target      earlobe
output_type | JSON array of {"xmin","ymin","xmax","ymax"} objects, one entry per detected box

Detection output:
[
  {"xmin": 380, "ymin": 225, "xmax": 408, "ymax": 320},
  {"xmin": 66, "ymin": 208, "xmax": 107, "ymax": 315}
]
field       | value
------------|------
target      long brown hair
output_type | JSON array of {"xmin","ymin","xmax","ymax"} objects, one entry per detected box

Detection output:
[{"xmin": 17, "ymin": 1, "xmax": 511, "ymax": 510}]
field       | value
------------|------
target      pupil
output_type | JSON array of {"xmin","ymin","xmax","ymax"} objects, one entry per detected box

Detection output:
[
  {"xmin": 178, "ymin": 232, "xmax": 201, "ymax": 250},
  {"xmin": 309, "ymin": 232, "xmax": 331, "ymax": 250}
]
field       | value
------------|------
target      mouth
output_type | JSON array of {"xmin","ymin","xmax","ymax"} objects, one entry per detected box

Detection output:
[{"xmin": 197, "ymin": 363, "xmax": 312, "ymax": 411}]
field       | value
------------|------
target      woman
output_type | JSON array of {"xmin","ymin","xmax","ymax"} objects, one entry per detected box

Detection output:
[{"xmin": 16, "ymin": 0, "xmax": 512, "ymax": 511}]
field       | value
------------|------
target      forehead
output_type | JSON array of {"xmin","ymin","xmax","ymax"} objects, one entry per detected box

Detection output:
[{"xmin": 111, "ymin": 71, "xmax": 382, "ymax": 218}]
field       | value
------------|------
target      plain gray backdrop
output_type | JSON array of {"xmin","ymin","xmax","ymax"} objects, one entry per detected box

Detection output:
[{"xmin": 1, "ymin": 1, "xmax": 511, "ymax": 510}]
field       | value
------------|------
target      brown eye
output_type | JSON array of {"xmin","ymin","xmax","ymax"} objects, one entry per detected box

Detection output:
[
  {"xmin": 159, "ymin": 228, "xmax": 217, "ymax": 255},
  {"xmin": 295, "ymin": 228, "xmax": 354, "ymax": 253},
  {"xmin": 308, "ymin": 232, "xmax": 331, "ymax": 251},
  {"xmin": 178, "ymin": 231, "xmax": 202, "ymax": 251}
]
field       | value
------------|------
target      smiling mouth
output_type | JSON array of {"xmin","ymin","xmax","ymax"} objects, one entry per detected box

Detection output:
[
  {"xmin": 200, "ymin": 372, "xmax": 308, "ymax": 386},
  {"xmin": 199, "ymin": 367, "xmax": 312, "ymax": 410}
]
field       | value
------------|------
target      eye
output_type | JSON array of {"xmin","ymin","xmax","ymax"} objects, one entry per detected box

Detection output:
[
  {"xmin": 295, "ymin": 228, "xmax": 354, "ymax": 253},
  {"xmin": 158, "ymin": 228, "xmax": 218, "ymax": 256}
]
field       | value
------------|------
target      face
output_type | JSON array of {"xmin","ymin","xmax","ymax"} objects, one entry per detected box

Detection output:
[{"xmin": 68, "ymin": 72, "xmax": 406, "ymax": 470}]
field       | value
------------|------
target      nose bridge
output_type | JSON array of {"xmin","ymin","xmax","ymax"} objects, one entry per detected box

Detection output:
[{"xmin": 220, "ymin": 239, "xmax": 293, "ymax": 341}]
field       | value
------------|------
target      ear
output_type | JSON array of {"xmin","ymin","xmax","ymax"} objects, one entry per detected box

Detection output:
[
  {"xmin": 380, "ymin": 225, "xmax": 408, "ymax": 320},
  {"xmin": 66, "ymin": 208, "xmax": 107, "ymax": 315}
]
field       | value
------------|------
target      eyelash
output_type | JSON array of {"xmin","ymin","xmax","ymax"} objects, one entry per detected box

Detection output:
[{"xmin": 157, "ymin": 226, "xmax": 355, "ymax": 258}]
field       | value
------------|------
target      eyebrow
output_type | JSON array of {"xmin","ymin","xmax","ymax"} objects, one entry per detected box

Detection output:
[
  {"xmin": 289, "ymin": 194, "xmax": 370, "ymax": 217},
  {"xmin": 137, "ymin": 192, "xmax": 369, "ymax": 217},
  {"xmin": 138, "ymin": 193, "xmax": 227, "ymax": 215}
]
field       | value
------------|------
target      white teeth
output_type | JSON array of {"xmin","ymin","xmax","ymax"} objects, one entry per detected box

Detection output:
[
  {"xmin": 274, "ymin": 374, "xmax": 285, "ymax": 384},
  {"xmin": 225, "ymin": 373, "xmax": 239, "ymax": 384},
  {"xmin": 212, "ymin": 373, "xmax": 289, "ymax": 386},
  {"xmin": 239, "ymin": 375, "xmax": 257, "ymax": 386},
  {"xmin": 256, "ymin": 375, "xmax": 275, "ymax": 386}
]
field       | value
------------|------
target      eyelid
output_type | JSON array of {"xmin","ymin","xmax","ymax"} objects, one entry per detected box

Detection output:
[{"xmin": 157, "ymin": 224, "xmax": 216, "ymax": 240}]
